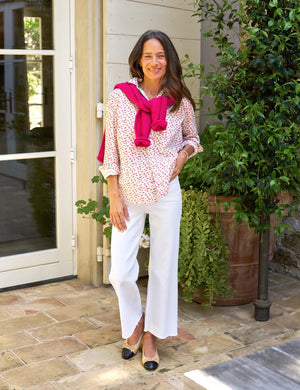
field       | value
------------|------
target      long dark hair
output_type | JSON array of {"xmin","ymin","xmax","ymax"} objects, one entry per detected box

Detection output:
[{"xmin": 128, "ymin": 30, "xmax": 195, "ymax": 112}]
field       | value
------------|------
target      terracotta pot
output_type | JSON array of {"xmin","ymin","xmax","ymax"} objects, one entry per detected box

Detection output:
[
  {"xmin": 193, "ymin": 193, "xmax": 293, "ymax": 306},
  {"xmin": 206, "ymin": 195, "xmax": 259, "ymax": 305}
]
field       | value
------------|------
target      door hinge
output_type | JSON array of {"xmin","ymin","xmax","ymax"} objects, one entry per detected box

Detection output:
[
  {"xmin": 69, "ymin": 57, "xmax": 73, "ymax": 72},
  {"xmin": 70, "ymin": 148, "xmax": 76, "ymax": 164},
  {"xmin": 97, "ymin": 246, "xmax": 103, "ymax": 262},
  {"xmin": 96, "ymin": 102, "xmax": 104, "ymax": 118},
  {"xmin": 72, "ymin": 235, "xmax": 77, "ymax": 250}
]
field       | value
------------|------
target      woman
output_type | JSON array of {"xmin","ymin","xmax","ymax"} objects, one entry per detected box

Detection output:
[{"xmin": 98, "ymin": 30, "xmax": 202, "ymax": 370}]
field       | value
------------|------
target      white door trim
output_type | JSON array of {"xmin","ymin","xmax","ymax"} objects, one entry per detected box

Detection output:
[
  {"xmin": 0, "ymin": 0, "xmax": 76, "ymax": 288},
  {"xmin": 0, "ymin": 152, "xmax": 57, "ymax": 161},
  {"xmin": 69, "ymin": 0, "xmax": 77, "ymax": 276}
]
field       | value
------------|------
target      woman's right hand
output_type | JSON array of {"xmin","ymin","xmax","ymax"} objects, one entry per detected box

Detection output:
[
  {"xmin": 107, "ymin": 175, "xmax": 129, "ymax": 232},
  {"xmin": 109, "ymin": 193, "xmax": 130, "ymax": 232}
]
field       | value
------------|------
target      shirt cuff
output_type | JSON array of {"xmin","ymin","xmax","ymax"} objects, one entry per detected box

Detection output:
[
  {"xmin": 182, "ymin": 140, "xmax": 204, "ymax": 158},
  {"xmin": 99, "ymin": 164, "xmax": 120, "ymax": 179}
]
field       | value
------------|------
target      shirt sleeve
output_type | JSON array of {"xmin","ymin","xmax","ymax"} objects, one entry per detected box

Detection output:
[
  {"xmin": 99, "ymin": 90, "xmax": 121, "ymax": 179},
  {"xmin": 181, "ymin": 98, "xmax": 203, "ymax": 158}
]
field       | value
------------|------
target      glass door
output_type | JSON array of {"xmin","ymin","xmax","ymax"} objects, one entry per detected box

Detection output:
[{"xmin": 0, "ymin": 0, "xmax": 74, "ymax": 288}]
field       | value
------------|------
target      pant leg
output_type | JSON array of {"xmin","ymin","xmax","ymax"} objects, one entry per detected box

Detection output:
[
  {"xmin": 109, "ymin": 201, "xmax": 146, "ymax": 339},
  {"xmin": 145, "ymin": 177, "xmax": 182, "ymax": 339}
]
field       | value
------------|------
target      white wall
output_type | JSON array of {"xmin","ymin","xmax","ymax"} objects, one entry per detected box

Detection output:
[{"xmin": 104, "ymin": 0, "xmax": 200, "ymax": 100}]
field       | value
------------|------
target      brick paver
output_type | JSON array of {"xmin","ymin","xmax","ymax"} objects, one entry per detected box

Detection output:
[
  {"xmin": 15, "ymin": 337, "xmax": 87, "ymax": 364},
  {"xmin": 29, "ymin": 318, "xmax": 95, "ymax": 341},
  {"xmin": 2, "ymin": 357, "xmax": 78, "ymax": 389},
  {"xmin": 0, "ymin": 274, "xmax": 298, "ymax": 389}
]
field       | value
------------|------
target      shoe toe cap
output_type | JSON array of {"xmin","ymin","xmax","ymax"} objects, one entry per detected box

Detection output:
[
  {"xmin": 122, "ymin": 348, "xmax": 135, "ymax": 360},
  {"xmin": 144, "ymin": 360, "xmax": 159, "ymax": 371}
]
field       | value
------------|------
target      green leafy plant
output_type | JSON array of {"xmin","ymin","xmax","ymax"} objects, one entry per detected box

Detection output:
[
  {"xmin": 24, "ymin": 17, "xmax": 41, "ymax": 50},
  {"xmin": 181, "ymin": 0, "xmax": 300, "ymax": 235},
  {"xmin": 178, "ymin": 188, "xmax": 232, "ymax": 306},
  {"xmin": 75, "ymin": 175, "xmax": 112, "ymax": 240},
  {"xmin": 179, "ymin": 0, "xmax": 299, "ymax": 313}
]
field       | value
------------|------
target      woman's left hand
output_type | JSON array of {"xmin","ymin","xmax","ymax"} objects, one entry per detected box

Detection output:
[{"xmin": 170, "ymin": 150, "xmax": 188, "ymax": 181}]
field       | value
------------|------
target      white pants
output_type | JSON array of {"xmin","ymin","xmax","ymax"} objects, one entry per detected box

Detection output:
[{"xmin": 109, "ymin": 177, "xmax": 182, "ymax": 339}]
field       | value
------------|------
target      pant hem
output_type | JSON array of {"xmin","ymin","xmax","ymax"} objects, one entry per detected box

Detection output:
[{"xmin": 144, "ymin": 329, "xmax": 178, "ymax": 339}]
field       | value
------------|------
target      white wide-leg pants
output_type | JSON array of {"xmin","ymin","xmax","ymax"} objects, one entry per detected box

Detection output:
[{"xmin": 109, "ymin": 177, "xmax": 182, "ymax": 339}]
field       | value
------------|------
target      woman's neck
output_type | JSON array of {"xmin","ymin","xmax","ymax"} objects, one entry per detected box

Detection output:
[{"xmin": 140, "ymin": 79, "xmax": 163, "ymax": 99}]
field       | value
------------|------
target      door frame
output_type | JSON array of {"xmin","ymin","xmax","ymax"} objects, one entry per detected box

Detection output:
[{"xmin": 0, "ymin": 0, "xmax": 77, "ymax": 289}]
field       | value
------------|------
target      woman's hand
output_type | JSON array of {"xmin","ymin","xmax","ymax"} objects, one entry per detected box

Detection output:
[
  {"xmin": 109, "ymin": 193, "xmax": 129, "ymax": 232},
  {"xmin": 170, "ymin": 151, "xmax": 187, "ymax": 181},
  {"xmin": 170, "ymin": 147, "xmax": 194, "ymax": 181},
  {"xmin": 107, "ymin": 175, "xmax": 129, "ymax": 232}
]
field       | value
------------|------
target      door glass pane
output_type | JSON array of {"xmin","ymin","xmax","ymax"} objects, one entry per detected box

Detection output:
[
  {"xmin": 0, "ymin": 0, "xmax": 53, "ymax": 50},
  {"xmin": 0, "ymin": 158, "xmax": 56, "ymax": 257},
  {"xmin": 0, "ymin": 55, "xmax": 54, "ymax": 154}
]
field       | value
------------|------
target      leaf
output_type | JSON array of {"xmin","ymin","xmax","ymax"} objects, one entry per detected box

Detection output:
[
  {"xmin": 289, "ymin": 10, "xmax": 295, "ymax": 21},
  {"xmin": 102, "ymin": 196, "xmax": 109, "ymax": 207},
  {"xmin": 279, "ymin": 176, "xmax": 290, "ymax": 183},
  {"xmin": 91, "ymin": 176, "xmax": 100, "ymax": 183},
  {"xmin": 269, "ymin": 0, "xmax": 278, "ymax": 7}
]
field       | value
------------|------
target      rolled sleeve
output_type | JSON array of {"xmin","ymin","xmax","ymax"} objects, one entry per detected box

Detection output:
[
  {"xmin": 99, "ymin": 165, "xmax": 120, "ymax": 180},
  {"xmin": 99, "ymin": 91, "xmax": 121, "ymax": 178},
  {"xmin": 181, "ymin": 98, "xmax": 203, "ymax": 158}
]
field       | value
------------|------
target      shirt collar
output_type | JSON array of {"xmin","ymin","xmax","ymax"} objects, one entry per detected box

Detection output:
[{"xmin": 128, "ymin": 77, "xmax": 164, "ymax": 100}]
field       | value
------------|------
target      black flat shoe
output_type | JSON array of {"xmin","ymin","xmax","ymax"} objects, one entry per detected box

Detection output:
[
  {"xmin": 142, "ymin": 347, "xmax": 159, "ymax": 371},
  {"xmin": 121, "ymin": 333, "xmax": 143, "ymax": 360}
]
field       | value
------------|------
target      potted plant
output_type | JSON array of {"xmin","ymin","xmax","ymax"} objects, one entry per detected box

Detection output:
[
  {"xmin": 178, "ymin": 187, "xmax": 234, "ymax": 307},
  {"xmin": 180, "ymin": 0, "xmax": 300, "ymax": 319}
]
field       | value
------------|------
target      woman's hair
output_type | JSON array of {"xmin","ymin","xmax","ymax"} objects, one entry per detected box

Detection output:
[{"xmin": 128, "ymin": 30, "xmax": 195, "ymax": 112}]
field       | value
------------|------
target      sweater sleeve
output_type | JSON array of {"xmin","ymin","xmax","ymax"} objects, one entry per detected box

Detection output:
[
  {"xmin": 99, "ymin": 90, "xmax": 121, "ymax": 179},
  {"xmin": 181, "ymin": 98, "xmax": 203, "ymax": 158}
]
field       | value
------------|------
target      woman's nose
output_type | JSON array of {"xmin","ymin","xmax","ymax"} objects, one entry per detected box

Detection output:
[{"xmin": 151, "ymin": 56, "xmax": 158, "ymax": 65}]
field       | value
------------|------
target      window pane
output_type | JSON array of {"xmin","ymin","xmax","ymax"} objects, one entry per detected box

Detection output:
[
  {"xmin": 0, "ymin": 1, "xmax": 53, "ymax": 50},
  {"xmin": 0, "ymin": 55, "xmax": 54, "ymax": 154},
  {"xmin": 0, "ymin": 158, "xmax": 56, "ymax": 256}
]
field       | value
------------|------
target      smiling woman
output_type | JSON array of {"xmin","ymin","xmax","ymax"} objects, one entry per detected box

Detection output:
[{"xmin": 97, "ymin": 29, "xmax": 202, "ymax": 371}]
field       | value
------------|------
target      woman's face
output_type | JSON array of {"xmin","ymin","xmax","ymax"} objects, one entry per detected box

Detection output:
[{"xmin": 139, "ymin": 38, "xmax": 167, "ymax": 84}]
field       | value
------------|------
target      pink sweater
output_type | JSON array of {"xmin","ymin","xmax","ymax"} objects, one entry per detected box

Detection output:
[{"xmin": 97, "ymin": 82, "xmax": 175, "ymax": 162}]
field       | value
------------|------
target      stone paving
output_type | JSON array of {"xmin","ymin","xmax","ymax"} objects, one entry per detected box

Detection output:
[{"xmin": 0, "ymin": 272, "xmax": 299, "ymax": 390}]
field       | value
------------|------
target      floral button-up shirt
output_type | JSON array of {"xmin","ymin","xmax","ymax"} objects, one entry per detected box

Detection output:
[{"xmin": 99, "ymin": 78, "xmax": 203, "ymax": 204}]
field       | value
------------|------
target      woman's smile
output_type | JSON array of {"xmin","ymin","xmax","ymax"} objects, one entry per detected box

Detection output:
[{"xmin": 149, "ymin": 68, "xmax": 161, "ymax": 72}]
